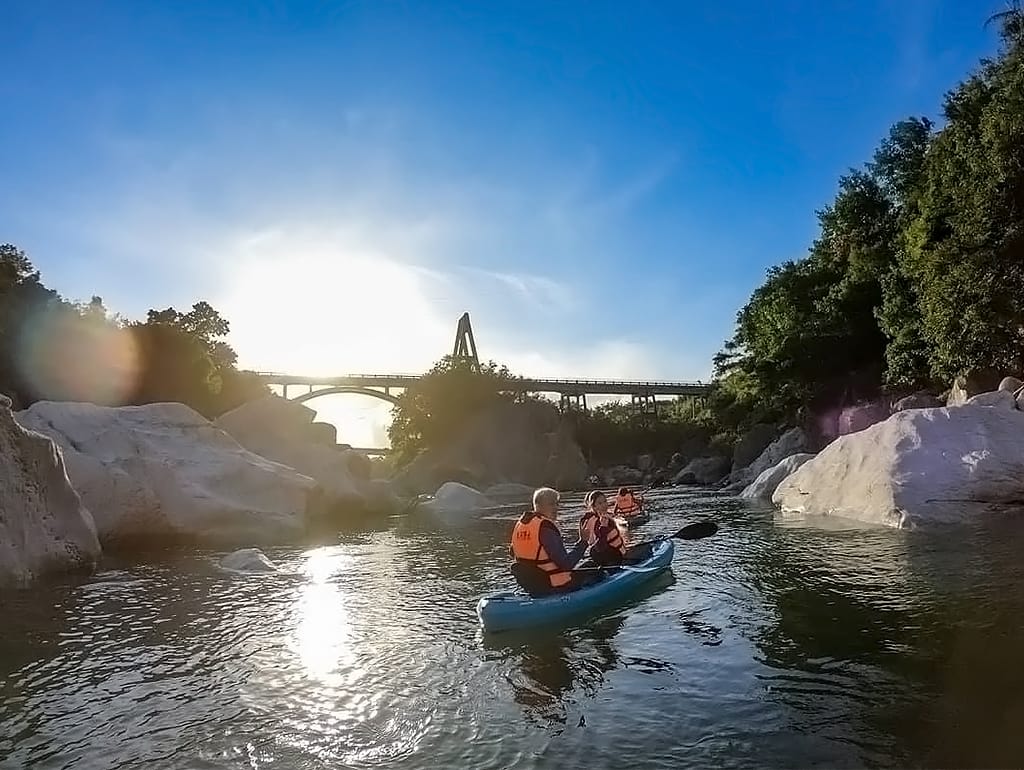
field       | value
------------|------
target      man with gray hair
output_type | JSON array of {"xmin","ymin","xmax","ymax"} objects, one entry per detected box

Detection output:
[{"xmin": 509, "ymin": 486, "xmax": 595, "ymax": 596}]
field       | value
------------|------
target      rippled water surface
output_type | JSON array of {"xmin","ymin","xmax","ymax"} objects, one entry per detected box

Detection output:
[{"xmin": 6, "ymin": 488, "xmax": 1024, "ymax": 769}]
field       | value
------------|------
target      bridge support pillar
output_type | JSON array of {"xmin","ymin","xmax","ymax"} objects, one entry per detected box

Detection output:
[
  {"xmin": 631, "ymin": 392, "xmax": 659, "ymax": 417},
  {"xmin": 689, "ymin": 396, "xmax": 707, "ymax": 420},
  {"xmin": 559, "ymin": 393, "xmax": 587, "ymax": 414}
]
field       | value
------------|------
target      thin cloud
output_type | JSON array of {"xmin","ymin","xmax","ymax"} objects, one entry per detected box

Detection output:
[{"xmin": 453, "ymin": 266, "xmax": 578, "ymax": 311}]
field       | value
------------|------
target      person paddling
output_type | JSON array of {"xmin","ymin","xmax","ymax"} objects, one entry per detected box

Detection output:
[
  {"xmin": 509, "ymin": 487, "xmax": 596, "ymax": 597},
  {"xmin": 579, "ymin": 490, "xmax": 628, "ymax": 566},
  {"xmin": 613, "ymin": 486, "xmax": 644, "ymax": 518}
]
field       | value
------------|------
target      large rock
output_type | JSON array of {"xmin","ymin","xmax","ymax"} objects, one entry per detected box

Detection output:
[
  {"xmin": 723, "ymin": 427, "xmax": 810, "ymax": 491},
  {"xmin": 739, "ymin": 453, "xmax": 816, "ymax": 501},
  {"xmin": 0, "ymin": 398, "xmax": 101, "ymax": 585},
  {"xmin": 999, "ymin": 376, "xmax": 1023, "ymax": 394},
  {"xmin": 731, "ymin": 423, "xmax": 777, "ymax": 472},
  {"xmin": 307, "ymin": 422, "xmax": 338, "ymax": 446},
  {"xmin": 673, "ymin": 456, "xmax": 731, "ymax": 486},
  {"xmin": 893, "ymin": 392, "xmax": 942, "ymax": 411},
  {"xmin": 947, "ymin": 369, "xmax": 1002, "ymax": 406},
  {"xmin": 966, "ymin": 389, "xmax": 1016, "ymax": 409},
  {"xmin": 773, "ymin": 403, "xmax": 1024, "ymax": 528},
  {"xmin": 599, "ymin": 465, "xmax": 644, "ymax": 486},
  {"xmin": 425, "ymin": 482, "xmax": 493, "ymax": 513},
  {"xmin": 17, "ymin": 401, "xmax": 316, "ymax": 544},
  {"xmin": 483, "ymin": 482, "xmax": 536, "ymax": 502},
  {"xmin": 361, "ymin": 478, "xmax": 401, "ymax": 514},
  {"xmin": 215, "ymin": 395, "xmax": 389, "ymax": 515},
  {"xmin": 392, "ymin": 401, "xmax": 588, "ymax": 495},
  {"xmin": 838, "ymin": 401, "xmax": 891, "ymax": 435},
  {"xmin": 220, "ymin": 548, "xmax": 277, "ymax": 572}
]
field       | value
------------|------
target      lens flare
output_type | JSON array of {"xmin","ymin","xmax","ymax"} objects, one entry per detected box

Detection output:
[{"xmin": 16, "ymin": 305, "xmax": 140, "ymax": 405}]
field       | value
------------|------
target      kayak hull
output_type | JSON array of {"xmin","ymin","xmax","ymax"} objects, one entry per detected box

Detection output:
[{"xmin": 476, "ymin": 539, "xmax": 674, "ymax": 633}]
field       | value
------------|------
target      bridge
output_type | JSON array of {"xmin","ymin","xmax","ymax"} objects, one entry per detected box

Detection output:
[
  {"xmin": 255, "ymin": 313, "xmax": 711, "ymax": 452},
  {"xmin": 258, "ymin": 372, "xmax": 709, "ymax": 405}
]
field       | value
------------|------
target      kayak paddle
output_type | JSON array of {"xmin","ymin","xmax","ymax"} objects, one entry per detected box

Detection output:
[
  {"xmin": 667, "ymin": 520, "xmax": 718, "ymax": 540},
  {"xmin": 572, "ymin": 520, "xmax": 719, "ymax": 573}
]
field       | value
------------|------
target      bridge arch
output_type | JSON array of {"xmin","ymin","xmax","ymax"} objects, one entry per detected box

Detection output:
[{"xmin": 290, "ymin": 386, "xmax": 401, "ymax": 406}]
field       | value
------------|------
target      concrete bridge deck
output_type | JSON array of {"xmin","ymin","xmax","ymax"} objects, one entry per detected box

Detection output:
[{"xmin": 255, "ymin": 372, "xmax": 711, "ymax": 397}]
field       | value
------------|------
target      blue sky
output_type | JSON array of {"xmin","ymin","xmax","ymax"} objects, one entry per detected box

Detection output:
[{"xmin": 0, "ymin": 1, "xmax": 1000, "ymax": 442}]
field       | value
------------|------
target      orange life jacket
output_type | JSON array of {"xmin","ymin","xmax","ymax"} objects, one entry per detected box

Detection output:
[
  {"xmin": 614, "ymin": 492, "xmax": 641, "ymax": 516},
  {"xmin": 580, "ymin": 512, "xmax": 627, "ymax": 557},
  {"xmin": 511, "ymin": 513, "xmax": 572, "ymax": 588}
]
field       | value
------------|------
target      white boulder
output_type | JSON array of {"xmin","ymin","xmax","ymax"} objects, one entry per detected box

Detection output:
[
  {"xmin": 0, "ymin": 397, "xmax": 101, "ymax": 585},
  {"xmin": 725, "ymin": 427, "xmax": 809, "ymax": 490},
  {"xmin": 999, "ymin": 376, "xmax": 1023, "ymax": 393},
  {"xmin": 966, "ymin": 389, "xmax": 1017, "ymax": 409},
  {"xmin": 740, "ymin": 453, "xmax": 816, "ymax": 501},
  {"xmin": 483, "ymin": 482, "xmax": 536, "ymax": 501},
  {"xmin": 893, "ymin": 392, "xmax": 942, "ymax": 411},
  {"xmin": 773, "ymin": 403, "xmax": 1024, "ymax": 528},
  {"xmin": 17, "ymin": 401, "xmax": 317, "ymax": 545},
  {"xmin": 426, "ymin": 482, "xmax": 493, "ymax": 513},
  {"xmin": 215, "ymin": 396, "xmax": 392, "ymax": 515},
  {"xmin": 220, "ymin": 548, "xmax": 277, "ymax": 572},
  {"xmin": 673, "ymin": 456, "xmax": 731, "ymax": 486}
]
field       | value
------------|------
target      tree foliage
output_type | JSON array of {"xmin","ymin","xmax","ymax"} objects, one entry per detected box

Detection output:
[
  {"xmin": 714, "ymin": 17, "xmax": 1024, "ymax": 427},
  {"xmin": 387, "ymin": 355, "xmax": 535, "ymax": 464},
  {"xmin": 387, "ymin": 351, "xmax": 721, "ymax": 467},
  {"xmin": 573, "ymin": 398, "xmax": 713, "ymax": 466},
  {"xmin": 0, "ymin": 243, "xmax": 267, "ymax": 415}
]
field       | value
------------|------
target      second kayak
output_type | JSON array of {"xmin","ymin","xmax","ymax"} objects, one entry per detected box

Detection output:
[{"xmin": 476, "ymin": 538, "xmax": 675, "ymax": 633}]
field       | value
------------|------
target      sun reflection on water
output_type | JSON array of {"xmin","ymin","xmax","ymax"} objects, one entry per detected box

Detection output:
[{"xmin": 293, "ymin": 547, "xmax": 356, "ymax": 681}]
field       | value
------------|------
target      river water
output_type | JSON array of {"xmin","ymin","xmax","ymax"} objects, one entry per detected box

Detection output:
[{"xmin": 4, "ymin": 487, "xmax": 1024, "ymax": 769}]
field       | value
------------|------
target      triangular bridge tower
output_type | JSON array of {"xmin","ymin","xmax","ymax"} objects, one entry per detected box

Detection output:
[{"xmin": 452, "ymin": 311, "xmax": 480, "ymax": 372}]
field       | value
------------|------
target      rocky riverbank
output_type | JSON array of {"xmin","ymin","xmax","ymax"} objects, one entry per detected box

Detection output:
[
  {"xmin": 8, "ymin": 371, "xmax": 1024, "ymax": 585},
  {"xmin": 0, "ymin": 395, "xmax": 409, "ymax": 586},
  {"xmin": 736, "ymin": 376, "xmax": 1024, "ymax": 528},
  {"xmin": 0, "ymin": 392, "xmax": 602, "ymax": 584}
]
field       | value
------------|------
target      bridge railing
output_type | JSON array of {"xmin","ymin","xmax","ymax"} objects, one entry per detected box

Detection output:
[{"xmin": 254, "ymin": 371, "xmax": 709, "ymax": 388}]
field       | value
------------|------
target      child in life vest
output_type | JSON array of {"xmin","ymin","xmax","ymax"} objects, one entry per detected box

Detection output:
[{"xmin": 579, "ymin": 490, "xmax": 628, "ymax": 566}]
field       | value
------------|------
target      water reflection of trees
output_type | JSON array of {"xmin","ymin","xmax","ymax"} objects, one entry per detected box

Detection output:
[{"xmin": 745, "ymin": 515, "xmax": 1024, "ymax": 767}]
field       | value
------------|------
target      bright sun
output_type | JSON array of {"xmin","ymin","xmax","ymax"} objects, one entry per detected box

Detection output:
[{"xmin": 214, "ymin": 229, "xmax": 455, "ymax": 448}]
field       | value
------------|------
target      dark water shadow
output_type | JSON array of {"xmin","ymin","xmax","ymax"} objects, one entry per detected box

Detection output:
[
  {"xmin": 743, "ymin": 511, "xmax": 1024, "ymax": 768},
  {"xmin": 478, "ymin": 571, "xmax": 675, "ymax": 728}
]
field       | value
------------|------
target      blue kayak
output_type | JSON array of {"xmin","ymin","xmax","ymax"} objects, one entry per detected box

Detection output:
[{"xmin": 476, "ymin": 539, "xmax": 675, "ymax": 633}]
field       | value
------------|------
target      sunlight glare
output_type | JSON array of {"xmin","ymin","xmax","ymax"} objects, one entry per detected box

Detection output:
[
  {"xmin": 294, "ymin": 547, "xmax": 356, "ymax": 680},
  {"xmin": 215, "ymin": 229, "xmax": 452, "ymax": 378},
  {"xmin": 15, "ymin": 304, "xmax": 140, "ymax": 405}
]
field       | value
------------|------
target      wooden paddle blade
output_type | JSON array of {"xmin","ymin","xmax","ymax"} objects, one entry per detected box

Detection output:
[{"xmin": 672, "ymin": 521, "xmax": 718, "ymax": 540}]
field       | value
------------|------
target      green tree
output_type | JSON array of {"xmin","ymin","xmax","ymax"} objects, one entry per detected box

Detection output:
[
  {"xmin": 901, "ymin": 22, "xmax": 1024, "ymax": 379},
  {"xmin": 388, "ymin": 355, "xmax": 530, "ymax": 464},
  {"xmin": 573, "ymin": 398, "xmax": 713, "ymax": 467},
  {"xmin": 0, "ymin": 244, "xmax": 62, "ymax": 404},
  {"xmin": 871, "ymin": 118, "xmax": 935, "ymax": 386},
  {"xmin": 127, "ymin": 301, "xmax": 267, "ymax": 415}
]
